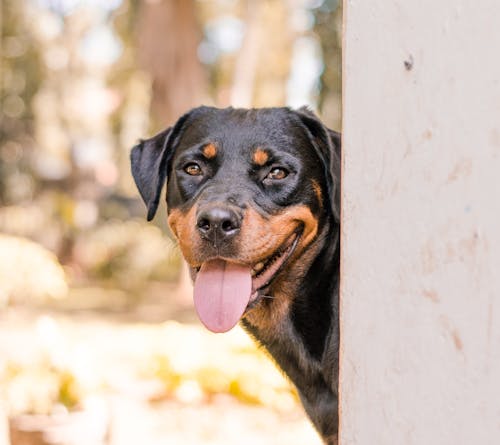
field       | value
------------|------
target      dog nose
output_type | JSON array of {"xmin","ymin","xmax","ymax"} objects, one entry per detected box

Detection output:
[{"xmin": 196, "ymin": 206, "xmax": 241, "ymax": 245}]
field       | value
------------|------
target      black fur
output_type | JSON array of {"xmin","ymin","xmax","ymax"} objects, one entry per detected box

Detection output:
[{"xmin": 131, "ymin": 106, "xmax": 341, "ymax": 444}]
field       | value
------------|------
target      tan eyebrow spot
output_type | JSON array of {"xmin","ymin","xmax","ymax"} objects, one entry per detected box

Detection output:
[
  {"xmin": 311, "ymin": 179, "xmax": 323, "ymax": 209},
  {"xmin": 202, "ymin": 143, "xmax": 217, "ymax": 159},
  {"xmin": 252, "ymin": 148, "xmax": 269, "ymax": 166}
]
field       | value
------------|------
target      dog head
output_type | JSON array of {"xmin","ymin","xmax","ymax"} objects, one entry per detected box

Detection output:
[{"xmin": 131, "ymin": 106, "xmax": 340, "ymax": 333}]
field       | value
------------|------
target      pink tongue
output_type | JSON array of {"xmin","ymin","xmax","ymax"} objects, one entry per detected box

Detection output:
[{"xmin": 193, "ymin": 260, "xmax": 252, "ymax": 333}]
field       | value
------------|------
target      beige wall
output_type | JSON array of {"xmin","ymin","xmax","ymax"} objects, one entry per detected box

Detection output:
[{"xmin": 340, "ymin": 1, "xmax": 500, "ymax": 444}]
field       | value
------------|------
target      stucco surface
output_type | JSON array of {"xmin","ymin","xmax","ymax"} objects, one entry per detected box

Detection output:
[{"xmin": 340, "ymin": 1, "xmax": 500, "ymax": 444}]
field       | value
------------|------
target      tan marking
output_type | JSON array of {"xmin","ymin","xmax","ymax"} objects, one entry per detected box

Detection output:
[
  {"xmin": 169, "ymin": 203, "xmax": 318, "ymax": 269},
  {"xmin": 167, "ymin": 206, "xmax": 200, "ymax": 265},
  {"xmin": 202, "ymin": 143, "xmax": 217, "ymax": 159},
  {"xmin": 168, "ymin": 201, "xmax": 321, "ymax": 334},
  {"xmin": 244, "ymin": 289, "xmax": 293, "ymax": 335},
  {"xmin": 238, "ymin": 205, "xmax": 318, "ymax": 264},
  {"xmin": 252, "ymin": 148, "xmax": 269, "ymax": 166},
  {"xmin": 311, "ymin": 179, "xmax": 323, "ymax": 209},
  {"xmin": 238, "ymin": 204, "xmax": 320, "ymax": 332}
]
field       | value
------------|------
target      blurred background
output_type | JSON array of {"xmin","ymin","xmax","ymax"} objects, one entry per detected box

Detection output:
[{"xmin": 0, "ymin": 0, "xmax": 341, "ymax": 443}]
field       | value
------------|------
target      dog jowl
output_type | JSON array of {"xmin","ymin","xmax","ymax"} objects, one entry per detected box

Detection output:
[{"xmin": 131, "ymin": 106, "xmax": 341, "ymax": 444}]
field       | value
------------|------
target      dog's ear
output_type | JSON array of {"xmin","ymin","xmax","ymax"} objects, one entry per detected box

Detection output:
[
  {"xmin": 294, "ymin": 107, "xmax": 341, "ymax": 222},
  {"xmin": 130, "ymin": 127, "xmax": 171, "ymax": 221},
  {"xmin": 130, "ymin": 111, "xmax": 193, "ymax": 221}
]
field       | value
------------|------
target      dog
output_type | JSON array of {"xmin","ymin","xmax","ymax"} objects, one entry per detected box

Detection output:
[{"xmin": 131, "ymin": 106, "xmax": 341, "ymax": 444}]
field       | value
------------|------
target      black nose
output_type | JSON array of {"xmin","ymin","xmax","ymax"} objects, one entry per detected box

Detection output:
[{"xmin": 196, "ymin": 205, "xmax": 241, "ymax": 246}]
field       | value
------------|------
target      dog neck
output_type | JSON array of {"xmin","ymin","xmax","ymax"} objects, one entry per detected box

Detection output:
[{"xmin": 241, "ymin": 217, "xmax": 339, "ymax": 440}]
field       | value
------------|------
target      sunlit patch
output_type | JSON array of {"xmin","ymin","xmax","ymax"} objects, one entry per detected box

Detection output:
[
  {"xmin": 0, "ymin": 234, "xmax": 68, "ymax": 304},
  {"xmin": 252, "ymin": 148, "xmax": 269, "ymax": 166}
]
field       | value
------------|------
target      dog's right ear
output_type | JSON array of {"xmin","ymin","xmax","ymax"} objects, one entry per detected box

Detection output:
[
  {"xmin": 130, "ymin": 110, "xmax": 194, "ymax": 221},
  {"xmin": 130, "ymin": 127, "xmax": 171, "ymax": 221}
]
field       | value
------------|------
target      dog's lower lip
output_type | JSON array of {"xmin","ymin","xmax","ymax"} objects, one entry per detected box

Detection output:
[{"xmin": 250, "ymin": 228, "xmax": 302, "ymax": 292}]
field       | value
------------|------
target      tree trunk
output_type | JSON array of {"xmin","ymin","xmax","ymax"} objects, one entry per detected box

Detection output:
[{"xmin": 137, "ymin": 0, "xmax": 207, "ymax": 126}]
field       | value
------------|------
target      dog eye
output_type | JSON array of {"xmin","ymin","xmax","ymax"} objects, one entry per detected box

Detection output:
[
  {"xmin": 184, "ymin": 163, "xmax": 203, "ymax": 176},
  {"xmin": 266, "ymin": 167, "xmax": 289, "ymax": 181}
]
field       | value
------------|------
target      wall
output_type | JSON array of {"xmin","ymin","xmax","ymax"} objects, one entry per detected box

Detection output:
[{"xmin": 340, "ymin": 1, "xmax": 500, "ymax": 443}]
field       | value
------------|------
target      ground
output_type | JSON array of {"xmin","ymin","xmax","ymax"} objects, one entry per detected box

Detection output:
[{"xmin": 0, "ymin": 284, "xmax": 322, "ymax": 445}]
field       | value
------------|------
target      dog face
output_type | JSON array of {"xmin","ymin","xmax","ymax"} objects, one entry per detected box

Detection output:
[{"xmin": 131, "ymin": 106, "xmax": 340, "ymax": 333}]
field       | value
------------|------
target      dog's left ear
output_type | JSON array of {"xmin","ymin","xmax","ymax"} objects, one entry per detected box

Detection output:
[
  {"xmin": 295, "ymin": 107, "xmax": 341, "ymax": 222},
  {"xmin": 130, "ymin": 110, "xmax": 192, "ymax": 221}
]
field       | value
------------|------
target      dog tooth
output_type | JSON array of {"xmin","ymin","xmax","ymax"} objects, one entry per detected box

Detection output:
[{"xmin": 253, "ymin": 262, "xmax": 265, "ymax": 272}]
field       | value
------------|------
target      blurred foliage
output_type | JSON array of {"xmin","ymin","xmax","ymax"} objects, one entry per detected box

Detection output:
[
  {"xmin": 72, "ymin": 219, "xmax": 181, "ymax": 286},
  {"xmin": 0, "ymin": 3, "xmax": 341, "ymax": 438},
  {"xmin": 141, "ymin": 322, "xmax": 299, "ymax": 411},
  {"xmin": 0, "ymin": 1, "xmax": 43, "ymax": 204},
  {"xmin": 0, "ymin": 234, "xmax": 68, "ymax": 306},
  {"xmin": 2, "ymin": 361, "xmax": 81, "ymax": 416},
  {"xmin": 314, "ymin": 0, "xmax": 342, "ymax": 128},
  {"xmin": 0, "ymin": 0, "xmax": 341, "ymax": 305},
  {"xmin": 150, "ymin": 344, "xmax": 297, "ymax": 410},
  {"xmin": 1, "ymin": 319, "xmax": 297, "ymax": 416}
]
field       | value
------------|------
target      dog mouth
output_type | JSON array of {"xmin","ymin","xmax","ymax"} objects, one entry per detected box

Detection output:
[
  {"xmin": 191, "ymin": 228, "xmax": 302, "ymax": 333},
  {"xmin": 249, "ymin": 229, "xmax": 301, "ymax": 295}
]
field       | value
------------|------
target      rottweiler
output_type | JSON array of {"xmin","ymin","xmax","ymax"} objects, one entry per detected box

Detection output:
[{"xmin": 131, "ymin": 106, "xmax": 341, "ymax": 444}]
